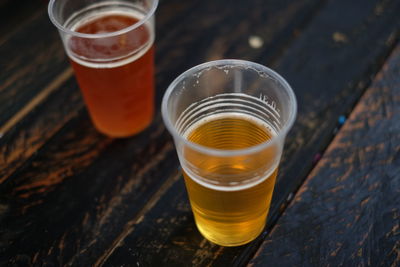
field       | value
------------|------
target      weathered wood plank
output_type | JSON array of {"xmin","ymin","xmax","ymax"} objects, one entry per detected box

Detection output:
[
  {"xmin": 102, "ymin": 0, "xmax": 400, "ymax": 266},
  {"xmin": 0, "ymin": 0, "xmax": 197, "ymax": 132},
  {"xmin": 0, "ymin": 113, "xmax": 178, "ymax": 266},
  {"xmin": 0, "ymin": 6, "xmax": 69, "ymax": 129},
  {"xmin": 0, "ymin": 0, "xmax": 220, "ymax": 184},
  {"xmin": 0, "ymin": 0, "xmax": 325, "ymax": 265},
  {"xmin": 250, "ymin": 44, "xmax": 400, "ymax": 267},
  {"xmin": 0, "ymin": 0, "xmax": 45, "ymax": 40},
  {"xmin": 0, "ymin": 0, "xmax": 198, "ymax": 183},
  {"xmin": 0, "ymin": 0, "xmax": 198, "ymax": 184},
  {"xmin": 153, "ymin": 0, "xmax": 326, "ymax": 101},
  {"xmin": 0, "ymin": 72, "xmax": 79, "ymax": 183},
  {"xmin": 0, "ymin": 0, "xmax": 321, "ymax": 183}
]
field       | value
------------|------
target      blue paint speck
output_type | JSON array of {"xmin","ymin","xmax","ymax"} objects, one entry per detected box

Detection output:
[{"xmin": 338, "ymin": 115, "xmax": 346, "ymax": 125}]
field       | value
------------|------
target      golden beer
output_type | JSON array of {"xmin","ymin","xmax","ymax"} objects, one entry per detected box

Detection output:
[
  {"xmin": 182, "ymin": 114, "xmax": 278, "ymax": 246},
  {"xmin": 162, "ymin": 60, "xmax": 296, "ymax": 247}
]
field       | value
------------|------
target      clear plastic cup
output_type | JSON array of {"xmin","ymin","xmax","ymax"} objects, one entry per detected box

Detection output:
[
  {"xmin": 49, "ymin": 0, "xmax": 158, "ymax": 137},
  {"xmin": 162, "ymin": 59, "xmax": 297, "ymax": 246}
]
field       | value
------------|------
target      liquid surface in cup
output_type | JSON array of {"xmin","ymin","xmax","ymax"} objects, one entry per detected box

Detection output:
[
  {"xmin": 182, "ymin": 114, "xmax": 278, "ymax": 246},
  {"xmin": 67, "ymin": 8, "xmax": 154, "ymax": 137}
]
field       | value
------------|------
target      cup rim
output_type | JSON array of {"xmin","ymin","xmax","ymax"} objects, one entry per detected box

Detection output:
[
  {"xmin": 48, "ymin": 0, "xmax": 158, "ymax": 39},
  {"xmin": 161, "ymin": 59, "xmax": 298, "ymax": 157}
]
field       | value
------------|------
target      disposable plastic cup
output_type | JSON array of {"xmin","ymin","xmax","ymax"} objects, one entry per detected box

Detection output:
[
  {"xmin": 49, "ymin": 0, "xmax": 158, "ymax": 137},
  {"xmin": 162, "ymin": 59, "xmax": 297, "ymax": 246}
]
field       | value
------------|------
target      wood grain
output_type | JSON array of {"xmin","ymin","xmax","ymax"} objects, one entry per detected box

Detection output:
[
  {"xmin": 250, "ymin": 44, "xmax": 400, "ymax": 267},
  {"xmin": 0, "ymin": 0, "xmax": 322, "ymax": 185},
  {"xmin": 102, "ymin": 0, "xmax": 400, "ymax": 266},
  {"xmin": 0, "ymin": 68, "xmax": 73, "ymax": 136},
  {"xmin": 0, "ymin": 114, "xmax": 178, "ymax": 266},
  {"xmin": 0, "ymin": 5, "xmax": 69, "ymax": 128},
  {"xmin": 0, "ymin": 0, "xmax": 325, "ymax": 265},
  {"xmin": 1, "ymin": 0, "xmax": 400, "ymax": 266},
  {"xmin": 0, "ymin": 0, "xmax": 45, "ymax": 42},
  {"xmin": 0, "ymin": 73, "xmax": 79, "ymax": 183},
  {"xmin": 153, "ymin": 0, "xmax": 325, "ymax": 107},
  {"xmin": 266, "ymin": 0, "xmax": 399, "ymax": 236}
]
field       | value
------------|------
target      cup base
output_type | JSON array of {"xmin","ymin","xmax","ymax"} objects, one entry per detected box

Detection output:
[
  {"xmin": 93, "ymin": 114, "xmax": 153, "ymax": 138},
  {"xmin": 195, "ymin": 214, "xmax": 267, "ymax": 247}
]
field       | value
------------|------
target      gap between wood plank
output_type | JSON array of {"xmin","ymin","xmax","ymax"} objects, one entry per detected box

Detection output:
[
  {"xmin": 248, "ymin": 43, "xmax": 400, "ymax": 267},
  {"xmin": 236, "ymin": 36, "xmax": 400, "ymax": 267},
  {"xmin": 93, "ymin": 170, "xmax": 182, "ymax": 267},
  {"xmin": 0, "ymin": 67, "xmax": 73, "ymax": 138}
]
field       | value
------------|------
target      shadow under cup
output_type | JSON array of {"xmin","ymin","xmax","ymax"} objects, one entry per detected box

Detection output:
[
  {"xmin": 48, "ymin": 0, "xmax": 158, "ymax": 137},
  {"xmin": 162, "ymin": 60, "xmax": 297, "ymax": 246}
]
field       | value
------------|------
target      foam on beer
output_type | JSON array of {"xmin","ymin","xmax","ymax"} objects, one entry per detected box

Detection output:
[{"xmin": 65, "ymin": 6, "xmax": 154, "ymax": 69}]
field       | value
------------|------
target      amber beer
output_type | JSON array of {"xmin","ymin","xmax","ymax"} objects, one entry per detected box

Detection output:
[
  {"xmin": 182, "ymin": 114, "xmax": 278, "ymax": 246},
  {"xmin": 66, "ymin": 8, "xmax": 154, "ymax": 137}
]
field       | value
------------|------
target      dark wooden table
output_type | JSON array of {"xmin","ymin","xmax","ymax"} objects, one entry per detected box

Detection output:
[{"xmin": 1, "ymin": 0, "xmax": 400, "ymax": 266}]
